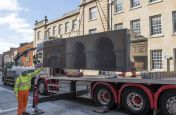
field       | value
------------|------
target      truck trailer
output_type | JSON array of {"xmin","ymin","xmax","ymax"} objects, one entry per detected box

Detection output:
[{"xmin": 35, "ymin": 29, "xmax": 176, "ymax": 115}]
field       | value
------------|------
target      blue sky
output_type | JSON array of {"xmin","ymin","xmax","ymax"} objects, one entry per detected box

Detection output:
[{"xmin": 0, "ymin": 0, "xmax": 80, "ymax": 54}]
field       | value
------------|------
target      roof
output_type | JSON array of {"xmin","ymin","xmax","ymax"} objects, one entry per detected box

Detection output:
[{"xmin": 47, "ymin": 8, "xmax": 79, "ymax": 25}]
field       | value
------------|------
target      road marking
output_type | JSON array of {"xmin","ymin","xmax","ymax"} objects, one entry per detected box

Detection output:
[{"xmin": 0, "ymin": 104, "xmax": 32, "ymax": 114}]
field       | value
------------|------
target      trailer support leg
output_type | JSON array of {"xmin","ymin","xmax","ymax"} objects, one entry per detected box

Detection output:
[
  {"xmin": 30, "ymin": 78, "xmax": 44, "ymax": 115},
  {"xmin": 70, "ymin": 81, "xmax": 76, "ymax": 97}
]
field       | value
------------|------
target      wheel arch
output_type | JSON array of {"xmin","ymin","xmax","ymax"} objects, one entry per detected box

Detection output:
[
  {"xmin": 37, "ymin": 77, "xmax": 46, "ymax": 84},
  {"xmin": 118, "ymin": 83, "xmax": 154, "ymax": 109},
  {"xmin": 91, "ymin": 82, "xmax": 118, "ymax": 103},
  {"xmin": 154, "ymin": 85, "xmax": 176, "ymax": 110}
]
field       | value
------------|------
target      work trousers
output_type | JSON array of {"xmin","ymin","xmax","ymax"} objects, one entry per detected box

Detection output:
[{"xmin": 17, "ymin": 90, "xmax": 29, "ymax": 115}]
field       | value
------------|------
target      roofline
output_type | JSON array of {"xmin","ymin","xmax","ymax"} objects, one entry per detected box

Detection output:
[
  {"xmin": 34, "ymin": 10, "xmax": 79, "ymax": 30},
  {"xmin": 79, "ymin": 0, "xmax": 97, "ymax": 7}
]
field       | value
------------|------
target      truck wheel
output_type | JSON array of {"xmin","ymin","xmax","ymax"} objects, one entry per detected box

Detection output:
[
  {"xmin": 94, "ymin": 85, "xmax": 115, "ymax": 109},
  {"xmin": 159, "ymin": 90, "xmax": 176, "ymax": 115},
  {"xmin": 2, "ymin": 78, "xmax": 6, "ymax": 85},
  {"xmin": 38, "ymin": 80, "xmax": 47, "ymax": 95},
  {"xmin": 122, "ymin": 87, "xmax": 150, "ymax": 115}
]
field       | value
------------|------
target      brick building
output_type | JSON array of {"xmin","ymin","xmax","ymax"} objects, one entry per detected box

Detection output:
[{"xmin": 16, "ymin": 42, "xmax": 34, "ymax": 67}]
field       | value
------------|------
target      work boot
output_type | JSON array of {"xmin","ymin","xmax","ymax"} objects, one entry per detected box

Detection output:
[{"xmin": 22, "ymin": 112, "xmax": 30, "ymax": 115}]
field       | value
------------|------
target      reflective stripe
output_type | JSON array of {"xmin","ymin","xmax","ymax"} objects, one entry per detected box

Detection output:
[
  {"xmin": 18, "ymin": 76, "xmax": 31, "ymax": 88},
  {"xmin": 19, "ymin": 81, "xmax": 31, "ymax": 87}
]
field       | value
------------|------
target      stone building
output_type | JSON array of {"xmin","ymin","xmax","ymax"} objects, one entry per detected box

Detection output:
[
  {"xmin": 34, "ymin": 0, "xmax": 176, "ymax": 71},
  {"xmin": 3, "ymin": 48, "xmax": 17, "ymax": 69},
  {"xmin": 111, "ymin": 0, "xmax": 176, "ymax": 71}
]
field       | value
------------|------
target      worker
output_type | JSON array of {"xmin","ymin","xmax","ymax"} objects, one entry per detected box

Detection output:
[{"xmin": 14, "ymin": 67, "xmax": 43, "ymax": 115}]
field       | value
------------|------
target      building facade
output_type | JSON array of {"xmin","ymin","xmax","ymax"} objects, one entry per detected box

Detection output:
[
  {"xmin": 111, "ymin": 0, "xmax": 176, "ymax": 71},
  {"xmin": 0, "ymin": 54, "xmax": 2, "ymax": 71},
  {"xmin": 34, "ymin": 0, "xmax": 176, "ymax": 71},
  {"xmin": 16, "ymin": 42, "xmax": 34, "ymax": 67},
  {"xmin": 3, "ymin": 48, "xmax": 17, "ymax": 69}
]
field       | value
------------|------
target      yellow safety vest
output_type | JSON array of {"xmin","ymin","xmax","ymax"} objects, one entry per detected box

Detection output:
[{"xmin": 14, "ymin": 68, "xmax": 43, "ymax": 96}]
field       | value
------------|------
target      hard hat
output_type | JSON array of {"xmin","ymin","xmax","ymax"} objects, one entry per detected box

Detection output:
[{"xmin": 22, "ymin": 71, "xmax": 28, "ymax": 76}]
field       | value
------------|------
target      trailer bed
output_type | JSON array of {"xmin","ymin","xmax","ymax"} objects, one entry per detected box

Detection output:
[{"xmin": 48, "ymin": 76, "xmax": 176, "ymax": 85}]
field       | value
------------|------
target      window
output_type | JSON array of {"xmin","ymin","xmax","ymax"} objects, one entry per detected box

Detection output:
[
  {"xmin": 26, "ymin": 56, "xmax": 30, "ymax": 62},
  {"xmin": 149, "ymin": 0, "xmax": 160, "ymax": 3},
  {"xmin": 53, "ymin": 26, "xmax": 57, "ymax": 36},
  {"xmin": 131, "ymin": 19, "xmax": 141, "ymax": 35},
  {"xmin": 58, "ymin": 24, "xmax": 63, "ymax": 34},
  {"xmin": 89, "ymin": 7, "xmax": 97, "ymax": 20},
  {"xmin": 114, "ymin": 23, "xmax": 123, "ymax": 30},
  {"xmin": 65, "ymin": 22, "xmax": 70, "ymax": 33},
  {"xmin": 173, "ymin": 11, "xmax": 176, "ymax": 33},
  {"xmin": 151, "ymin": 50, "xmax": 162, "ymax": 70},
  {"xmin": 37, "ymin": 31, "xmax": 41, "ymax": 40},
  {"xmin": 115, "ymin": 0, "xmax": 123, "ymax": 12},
  {"xmin": 131, "ymin": 0, "xmax": 140, "ymax": 8},
  {"xmin": 47, "ymin": 28, "xmax": 51, "ymax": 37},
  {"xmin": 150, "ymin": 15, "xmax": 162, "ymax": 35},
  {"xmin": 72, "ymin": 19, "xmax": 78, "ymax": 31},
  {"xmin": 89, "ymin": 28, "xmax": 97, "ymax": 34}
]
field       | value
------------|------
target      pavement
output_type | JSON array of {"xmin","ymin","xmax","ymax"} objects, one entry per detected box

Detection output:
[{"xmin": 0, "ymin": 75, "xmax": 128, "ymax": 115}]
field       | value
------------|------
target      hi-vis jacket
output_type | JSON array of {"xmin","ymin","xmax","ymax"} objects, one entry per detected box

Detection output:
[{"xmin": 14, "ymin": 68, "xmax": 43, "ymax": 97}]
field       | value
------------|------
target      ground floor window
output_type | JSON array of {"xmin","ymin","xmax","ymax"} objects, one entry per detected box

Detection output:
[{"xmin": 151, "ymin": 50, "xmax": 162, "ymax": 70}]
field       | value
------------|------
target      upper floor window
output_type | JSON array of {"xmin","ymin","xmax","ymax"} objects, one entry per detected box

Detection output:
[
  {"xmin": 53, "ymin": 26, "xmax": 57, "ymax": 36},
  {"xmin": 89, "ymin": 7, "xmax": 97, "ymax": 20},
  {"xmin": 114, "ymin": 23, "xmax": 123, "ymax": 30},
  {"xmin": 37, "ymin": 31, "xmax": 41, "ymax": 40},
  {"xmin": 150, "ymin": 15, "xmax": 162, "ymax": 35},
  {"xmin": 173, "ymin": 11, "xmax": 176, "ymax": 33},
  {"xmin": 26, "ymin": 56, "xmax": 30, "ymax": 62},
  {"xmin": 65, "ymin": 22, "xmax": 70, "ymax": 33},
  {"xmin": 131, "ymin": 19, "xmax": 141, "ymax": 35},
  {"xmin": 72, "ymin": 19, "xmax": 78, "ymax": 31},
  {"xmin": 115, "ymin": 0, "xmax": 123, "ymax": 12},
  {"xmin": 47, "ymin": 28, "xmax": 51, "ymax": 37},
  {"xmin": 58, "ymin": 24, "xmax": 63, "ymax": 34},
  {"xmin": 131, "ymin": 0, "xmax": 140, "ymax": 8},
  {"xmin": 149, "ymin": 0, "xmax": 160, "ymax": 3},
  {"xmin": 89, "ymin": 28, "xmax": 97, "ymax": 34}
]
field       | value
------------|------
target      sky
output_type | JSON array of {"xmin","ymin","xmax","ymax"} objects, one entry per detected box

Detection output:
[{"xmin": 0, "ymin": 0, "xmax": 80, "ymax": 54}]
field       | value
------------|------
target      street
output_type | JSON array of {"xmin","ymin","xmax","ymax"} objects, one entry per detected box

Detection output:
[{"xmin": 0, "ymin": 75, "xmax": 128, "ymax": 115}]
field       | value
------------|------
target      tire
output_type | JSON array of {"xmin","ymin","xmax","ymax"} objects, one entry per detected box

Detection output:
[
  {"xmin": 94, "ymin": 85, "xmax": 115, "ymax": 109},
  {"xmin": 2, "ymin": 77, "xmax": 7, "ymax": 85},
  {"xmin": 37, "ymin": 80, "xmax": 47, "ymax": 95},
  {"xmin": 122, "ymin": 87, "xmax": 150, "ymax": 115},
  {"xmin": 159, "ymin": 90, "xmax": 176, "ymax": 115}
]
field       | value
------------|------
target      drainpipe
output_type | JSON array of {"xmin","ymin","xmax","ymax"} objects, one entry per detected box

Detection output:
[{"xmin": 109, "ymin": 0, "xmax": 113, "ymax": 31}]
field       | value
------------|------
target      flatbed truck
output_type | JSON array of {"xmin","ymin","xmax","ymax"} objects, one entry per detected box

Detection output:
[
  {"xmin": 42, "ymin": 73, "xmax": 176, "ymax": 115},
  {"xmin": 35, "ymin": 30, "xmax": 176, "ymax": 115}
]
